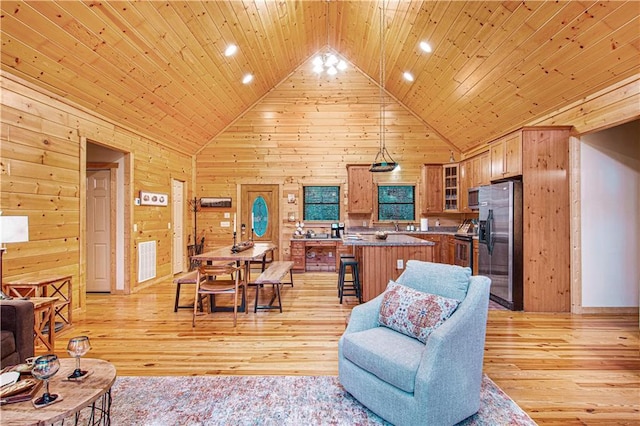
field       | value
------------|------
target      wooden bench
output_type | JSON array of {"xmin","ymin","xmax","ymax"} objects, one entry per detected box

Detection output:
[
  {"xmin": 173, "ymin": 261, "xmax": 234, "ymax": 312},
  {"xmin": 252, "ymin": 261, "xmax": 294, "ymax": 313}
]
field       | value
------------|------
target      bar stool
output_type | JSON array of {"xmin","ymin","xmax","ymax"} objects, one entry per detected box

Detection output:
[
  {"xmin": 337, "ymin": 253, "xmax": 355, "ymax": 295},
  {"xmin": 338, "ymin": 257, "xmax": 361, "ymax": 304}
]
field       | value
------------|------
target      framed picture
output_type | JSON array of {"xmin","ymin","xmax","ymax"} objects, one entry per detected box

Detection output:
[
  {"xmin": 200, "ymin": 197, "xmax": 232, "ymax": 208},
  {"xmin": 140, "ymin": 191, "xmax": 168, "ymax": 206}
]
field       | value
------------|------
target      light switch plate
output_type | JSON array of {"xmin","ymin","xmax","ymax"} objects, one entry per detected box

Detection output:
[{"xmin": 396, "ymin": 259, "xmax": 404, "ymax": 269}]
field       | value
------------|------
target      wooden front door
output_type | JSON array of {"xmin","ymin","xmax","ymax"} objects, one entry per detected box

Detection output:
[{"xmin": 241, "ymin": 185, "xmax": 279, "ymax": 244}]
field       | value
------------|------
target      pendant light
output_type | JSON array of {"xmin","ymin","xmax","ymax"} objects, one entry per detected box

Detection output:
[
  {"xmin": 370, "ymin": 0, "xmax": 397, "ymax": 173},
  {"xmin": 312, "ymin": 1, "xmax": 347, "ymax": 76}
]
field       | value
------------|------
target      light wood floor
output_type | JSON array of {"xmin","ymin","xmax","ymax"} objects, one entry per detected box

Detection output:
[{"xmin": 50, "ymin": 272, "xmax": 639, "ymax": 425}]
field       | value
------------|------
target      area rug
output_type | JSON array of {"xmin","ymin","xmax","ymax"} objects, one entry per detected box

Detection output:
[{"xmin": 109, "ymin": 375, "xmax": 536, "ymax": 425}]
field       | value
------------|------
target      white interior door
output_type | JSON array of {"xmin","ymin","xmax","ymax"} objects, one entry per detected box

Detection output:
[
  {"xmin": 87, "ymin": 170, "xmax": 111, "ymax": 292},
  {"xmin": 172, "ymin": 179, "xmax": 185, "ymax": 274}
]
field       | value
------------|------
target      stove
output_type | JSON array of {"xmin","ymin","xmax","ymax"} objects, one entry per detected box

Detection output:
[{"xmin": 453, "ymin": 233, "xmax": 474, "ymax": 270}]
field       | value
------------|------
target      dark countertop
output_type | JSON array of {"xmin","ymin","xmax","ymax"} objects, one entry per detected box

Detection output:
[{"xmin": 342, "ymin": 234, "xmax": 435, "ymax": 246}]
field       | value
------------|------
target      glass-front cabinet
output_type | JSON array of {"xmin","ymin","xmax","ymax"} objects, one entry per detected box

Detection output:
[{"xmin": 443, "ymin": 164, "xmax": 459, "ymax": 211}]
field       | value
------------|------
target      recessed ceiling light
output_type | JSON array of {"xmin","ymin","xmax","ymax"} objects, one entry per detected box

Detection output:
[
  {"xmin": 419, "ymin": 41, "xmax": 432, "ymax": 53},
  {"xmin": 403, "ymin": 72, "xmax": 414, "ymax": 82},
  {"xmin": 225, "ymin": 44, "xmax": 238, "ymax": 57},
  {"xmin": 242, "ymin": 74, "xmax": 253, "ymax": 84}
]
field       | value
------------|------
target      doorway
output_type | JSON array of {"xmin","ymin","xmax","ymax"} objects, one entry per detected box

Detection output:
[
  {"xmin": 241, "ymin": 184, "xmax": 279, "ymax": 245},
  {"xmin": 86, "ymin": 169, "xmax": 113, "ymax": 292},
  {"xmin": 85, "ymin": 141, "xmax": 130, "ymax": 295},
  {"xmin": 172, "ymin": 179, "xmax": 185, "ymax": 274}
]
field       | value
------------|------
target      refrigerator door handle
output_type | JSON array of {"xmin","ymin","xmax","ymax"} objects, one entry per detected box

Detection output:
[{"xmin": 487, "ymin": 209, "xmax": 494, "ymax": 255}]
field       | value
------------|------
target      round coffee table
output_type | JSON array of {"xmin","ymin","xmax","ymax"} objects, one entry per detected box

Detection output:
[{"xmin": 1, "ymin": 358, "xmax": 116, "ymax": 426}]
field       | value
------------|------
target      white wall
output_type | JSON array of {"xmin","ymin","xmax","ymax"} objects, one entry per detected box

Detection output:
[{"xmin": 580, "ymin": 120, "xmax": 640, "ymax": 307}]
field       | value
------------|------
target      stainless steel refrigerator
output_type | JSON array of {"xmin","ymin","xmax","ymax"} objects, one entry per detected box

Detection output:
[{"xmin": 477, "ymin": 181, "xmax": 523, "ymax": 310}]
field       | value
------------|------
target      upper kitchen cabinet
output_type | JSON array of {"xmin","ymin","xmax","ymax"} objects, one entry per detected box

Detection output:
[
  {"xmin": 459, "ymin": 161, "xmax": 470, "ymax": 213},
  {"xmin": 347, "ymin": 165, "xmax": 373, "ymax": 214},
  {"xmin": 443, "ymin": 164, "xmax": 459, "ymax": 212},
  {"xmin": 460, "ymin": 152, "xmax": 489, "ymax": 213},
  {"xmin": 421, "ymin": 164, "xmax": 443, "ymax": 214},
  {"xmin": 465, "ymin": 152, "xmax": 491, "ymax": 189},
  {"xmin": 475, "ymin": 151, "xmax": 491, "ymax": 186},
  {"xmin": 490, "ymin": 131, "xmax": 522, "ymax": 181}
]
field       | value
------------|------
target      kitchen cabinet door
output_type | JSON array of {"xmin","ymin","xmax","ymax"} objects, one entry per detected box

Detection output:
[
  {"xmin": 504, "ymin": 133, "xmax": 522, "ymax": 178},
  {"xmin": 459, "ymin": 160, "xmax": 470, "ymax": 213},
  {"xmin": 490, "ymin": 139, "xmax": 506, "ymax": 180},
  {"xmin": 440, "ymin": 235, "xmax": 455, "ymax": 264},
  {"xmin": 443, "ymin": 164, "xmax": 459, "ymax": 212},
  {"xmin": 421, "ymin": 165, "xmax": 443, "ymax": 214},
  {"xmin": 490, "ymin": 132, "xmax": 522, "ymax": 181},
  {"xmin": 347, "ymin": 165, "xmax": 373, "ymax": 214},
  {"xmin": 479, "ymin": 151, "xmax": 491, "ymax": 185}
]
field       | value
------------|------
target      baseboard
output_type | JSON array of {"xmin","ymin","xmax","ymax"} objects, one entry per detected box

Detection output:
[{"xmin": 574, "ymin": 306, "xmax": 639, "ymax": 315}]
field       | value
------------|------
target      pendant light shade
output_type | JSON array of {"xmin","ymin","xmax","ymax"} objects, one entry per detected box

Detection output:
[
  {"xmin": 370, "ymin": 0, "xmax": 397, "ymax": 173},
  {"xmin": 370, "ymin": 148, "xmax": 398, "ymax": 172}
]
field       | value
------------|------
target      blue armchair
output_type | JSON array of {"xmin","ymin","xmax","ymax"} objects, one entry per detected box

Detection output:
[{"xmin": 338, "ymin": 260, "xmax": 491, "ymax": 426}]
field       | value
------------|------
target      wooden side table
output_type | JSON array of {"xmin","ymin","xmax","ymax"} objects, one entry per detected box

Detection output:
[
  {"xmin": 30, "ymin": 297, "xmax": 58, "ymax": 351},
  {"xmin": 2, "ymin": 274, "xmax": 73, "ymax": 331},
  {"xmin": 0, "ymin": 358, "xmax": 117, "ymax": 425}
]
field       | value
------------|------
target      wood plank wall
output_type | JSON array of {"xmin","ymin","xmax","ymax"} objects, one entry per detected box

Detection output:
[
  {"xmin": 1, "ymin": 72, "xmax": 194, "ymax": 311},
  {"xmin": 195, "ymin": 57, "xmax": 454, "ymax": 257},
  {"xmin": 1, "ymin": 66, "xmax": 637, "ymax": 314}
]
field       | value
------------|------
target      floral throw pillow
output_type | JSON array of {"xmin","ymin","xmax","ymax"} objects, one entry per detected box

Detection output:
[{"xmin": 378, "ymin": 281, "xmax": 461, "ymax": 343}]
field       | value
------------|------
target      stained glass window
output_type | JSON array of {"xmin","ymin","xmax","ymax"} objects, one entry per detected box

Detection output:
[
  {"xmin": 378, "ymin": 185, "xmax": 415, "ymax": 221},
  {"xmin": 303, "ymin": 186, "xmax": 340, "ymax": 221}
]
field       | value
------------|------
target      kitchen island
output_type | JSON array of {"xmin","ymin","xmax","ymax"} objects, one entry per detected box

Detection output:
[{"xmin": 342, "ymin": 234, "xmax": 435, "ymax": 301}]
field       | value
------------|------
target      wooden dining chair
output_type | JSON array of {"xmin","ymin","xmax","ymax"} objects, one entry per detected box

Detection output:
[
  {"xmin": 192, "ymin": 263, "xmax": 245, "ymax": 327},
  {"xmin": 188, "ymin": 237, "xmax": 206, "ymax": 271}
]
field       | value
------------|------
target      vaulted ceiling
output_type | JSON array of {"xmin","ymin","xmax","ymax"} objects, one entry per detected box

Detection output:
[{"xmin": 1, "ymin": 1, "xmax": 638, "ymax": 156}]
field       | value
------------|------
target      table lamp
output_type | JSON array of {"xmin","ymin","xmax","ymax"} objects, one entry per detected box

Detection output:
[{"xmin": 0, "ymin": 215, "xmax": 29, "ymax": 289}]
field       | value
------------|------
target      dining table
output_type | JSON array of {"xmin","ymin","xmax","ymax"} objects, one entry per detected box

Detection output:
[{"xmin": 190, "ymin": 242, "xmax": 277, "ymax": 313}]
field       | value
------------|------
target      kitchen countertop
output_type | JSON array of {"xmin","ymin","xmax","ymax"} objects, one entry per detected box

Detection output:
[
  {"xmin": 290, "ymin": 237, "xmax": 343, "ymax": 241},
  {"xmin": 342, "ymin": 233, "xmax": 435, "ymax": 246},
  {"xmin": 347, "ymin": 226, "xmax": 460, "ymax": 235}
]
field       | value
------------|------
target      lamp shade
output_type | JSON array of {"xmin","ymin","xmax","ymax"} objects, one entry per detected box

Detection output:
[{"xmin": 0, "ymin": 216, "xmax": 29, "ymax": 243}]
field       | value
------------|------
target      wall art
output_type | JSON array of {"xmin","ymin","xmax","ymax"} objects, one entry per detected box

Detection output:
[{"xmin": 140, "ymin": 191, "xmax": 168, "ymax": 206}]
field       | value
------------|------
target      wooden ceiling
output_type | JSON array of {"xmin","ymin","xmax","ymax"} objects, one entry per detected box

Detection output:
[{"xmin": 1, "ymin": 1, "xmax": 638, "ymax": 156}]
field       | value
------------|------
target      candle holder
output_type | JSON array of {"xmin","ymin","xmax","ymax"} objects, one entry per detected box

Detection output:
[{"xmin": 232, "ymin": 231, "xmax": 238, "ymax": 252}]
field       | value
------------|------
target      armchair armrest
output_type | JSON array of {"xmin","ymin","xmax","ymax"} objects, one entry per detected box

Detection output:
[
  {"xmin": 344, "ymin": 293, "xmax": 384, "ymax": 335},
  {"xmin": 0, "ymin": 300, "xmax": 35, "ymax": 364},
  {"xmin": 415, "ymin": 276, "xmax": 491, "ymax": 403}
]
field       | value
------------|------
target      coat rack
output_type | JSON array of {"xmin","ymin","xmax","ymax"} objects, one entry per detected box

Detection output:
[{"xmin": 187, "ymin": 197, "xmax": 201, "ymax": 244}]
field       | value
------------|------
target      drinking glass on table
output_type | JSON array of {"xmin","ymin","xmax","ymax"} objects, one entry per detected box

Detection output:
[
  {"xmin": 31, "ymin": 354, "xmax": 60, "ymax": 406},
  {"xmin": 67, "ymin": 335, "xmax": 92, "ymax": 379}
]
